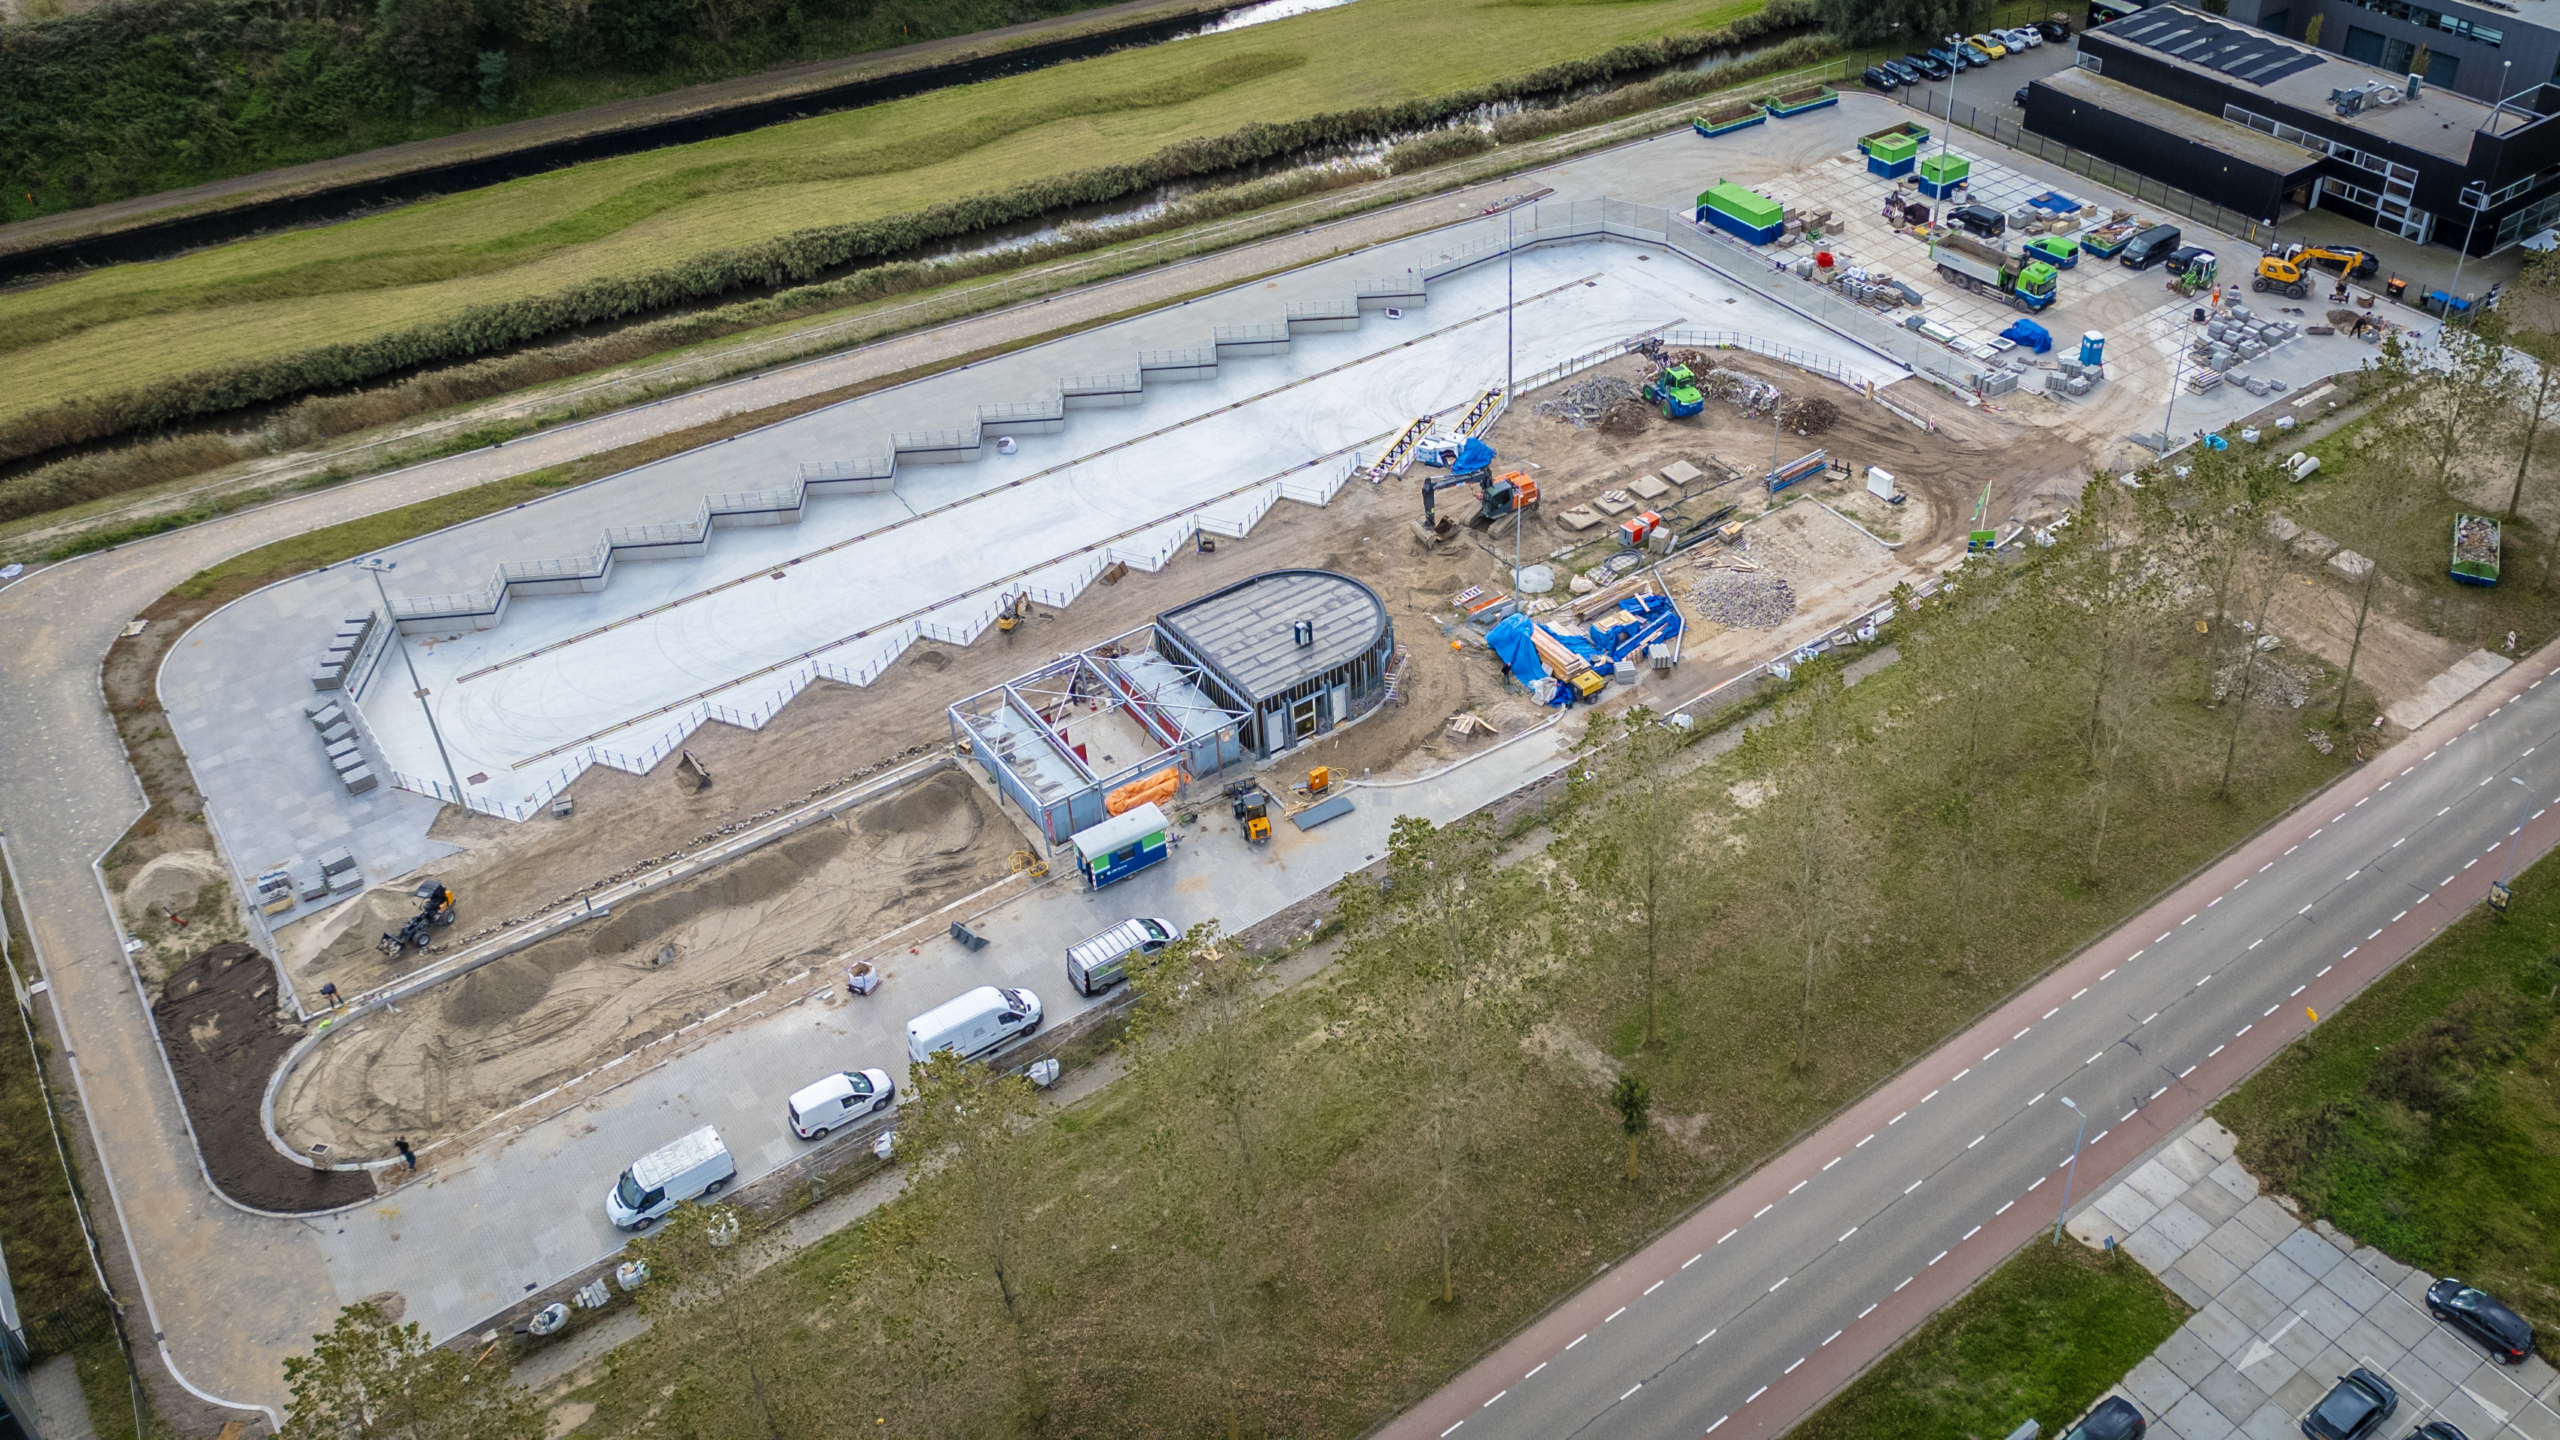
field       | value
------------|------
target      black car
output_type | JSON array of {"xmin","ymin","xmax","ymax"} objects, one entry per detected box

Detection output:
[
  {"xmin": 2014, "ymin": 85, "xmax": 2031, "ymax": 105},
  {"xmin": 2301, "ymin": 1369, "xmax": 2397, "ymax": 1440},
  {"xmin": 1904, "ymin": 52, "xmax": 1951, "ymax": 79},
  {"xmin": 2409, "ymin": 1425, "xmax": 2472, "ymax": 1440},
  {"xmin": 2036, "ymin": 17, "xmax": 2073, "ymax": 40},
  {"xmin": 1952, "ymin": 203, "xmax": 2007, "ymax": 238},
  {"xmin": 2059, "ymin": 1395, "xmax": 2146, "ymax": 1440},
  {"xmin": 1883, "ymin": 58, "xmax": 1925, "ymax": 84},
  {"xmin": 2427, "ymin": 1279, "xmax": 2536, "ymax": 1363},
  {"xmin": 1863, "ymin": 65, "xmax": 1901, "ymax": 90}
]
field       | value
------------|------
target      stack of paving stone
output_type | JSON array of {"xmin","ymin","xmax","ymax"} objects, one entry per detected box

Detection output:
[
  {"xmin": 306, "ymin": 697, "xmax": 377, "ymax": 796},
  {"xmin": 309, "ymin": 611, "xmax": 378, "ymax": 693}
]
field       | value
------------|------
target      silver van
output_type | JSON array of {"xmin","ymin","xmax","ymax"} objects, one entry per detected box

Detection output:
[
  {"xmin": 604, "ymin": 1124, "xmax": 734, "ymax": 1229},
  {"xmin": 1066, "ymin": 917, "xmax": 1176, "ymax": 996},
  {"xmin": 906, "ymin": 985, "xmax": 1043, "ymax": 1066}
]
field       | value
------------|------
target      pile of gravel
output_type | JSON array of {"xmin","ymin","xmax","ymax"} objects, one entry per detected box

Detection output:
[
  {"xmin": 1688, "ymin": 568, "xmax": 1796, "ymax": 629},
  {"xmin": 1535, "ymin": 375, "xmax": 1641, "ymax": 427},
  {"xmin": 1781, "ymin": 396, "xmax": 1839, "ymax": 436}
]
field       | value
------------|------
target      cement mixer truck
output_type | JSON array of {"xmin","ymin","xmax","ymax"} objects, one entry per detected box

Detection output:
[{"xmin": 1930, "ymin": 231, "xmax": 2058, "ymax": 313}]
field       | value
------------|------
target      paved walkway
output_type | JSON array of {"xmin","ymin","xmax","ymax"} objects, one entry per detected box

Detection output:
[{"xmin": 2070, "ymin": 1120, "xmax": 2560, "ymax": 1440}]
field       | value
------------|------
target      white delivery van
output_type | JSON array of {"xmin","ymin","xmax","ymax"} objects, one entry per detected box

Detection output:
[
  {"xmin": 603, "ymin": 1124, "xmax": 735, "ymax": 1229},
  {"xmin": 905, "ymin": 985, "xmax": 1042, "ymax": 1066},
  {"xmin": 786, "ymin": 1068, "xmax": 895, "ymax": 1140},
  {"xmin": 1065, "ymin": 917, "xmax": 1177, "ymax": 996}
]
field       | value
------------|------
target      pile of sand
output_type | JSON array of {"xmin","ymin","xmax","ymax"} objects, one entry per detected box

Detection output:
[
  {"xmin": 274, "ymin": 770, "xmax": 1013, "ymax": 1155},
  {"xmin": 122, "ymin": 849, "xmax": 227, "ymax": 921}
]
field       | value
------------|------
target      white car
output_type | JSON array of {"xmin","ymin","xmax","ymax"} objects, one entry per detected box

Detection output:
[
  {"xmin": 787, "ymin": 1068, "xmax": 895, "ymax": 1139},
  {"xmin": 2007, "ymin": 26, "xmax": 2043, "ymax": 47}
]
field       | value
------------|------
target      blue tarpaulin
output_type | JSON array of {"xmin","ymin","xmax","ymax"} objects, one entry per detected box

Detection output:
[
  {"xmin": 1486, "ymin": 613, "xmax": 1547, "ymax": 687},
  {"xmin": 1999, "ymin": 318, "xmax": 2053, "ymax": 353},
  {"xmin": 1489, "ymin": 596, "xmax": 1686, "ymax": 707},
  {"xmin": 1452, "ymin": 438, "xmax": 1495, "ymax": 475}
]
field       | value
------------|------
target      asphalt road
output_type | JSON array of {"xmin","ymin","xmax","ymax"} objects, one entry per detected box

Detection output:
[{"xmin": 1386, "ymin": 653, "xmax": 2560, "ymax": 1440}]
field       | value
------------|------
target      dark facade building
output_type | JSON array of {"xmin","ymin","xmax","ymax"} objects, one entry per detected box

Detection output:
[
  {"xmin": 2026, "ymin": 5, "xmax": 2560, "ymax": 254},
  {"xmin": 1154, "ymin": 570, "xmax": 1395, "ymax": 759}
]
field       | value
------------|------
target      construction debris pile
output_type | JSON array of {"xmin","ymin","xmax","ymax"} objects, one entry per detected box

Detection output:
[
  {"xmin": 1780, "ymin": 396, "xmax": 1839, "ymax": 437},
  {"xmin": 1598, "ymin": 399, "xmax": 1652, "ymax": 435},
  {"xmin": 1704, "ymin": 368, "xmax": 1782, "ymax": 417},
  {"xmin": 1687, "ymin": 562, "xmax": 1796, "ymax": 629},
  {"xmin": 2456, "ymin": 514, "xmax": 2500, "ymax": 568},
  {"xmin": 2211, "ymin": 650, "xmax": 2318, "ymax": 709},
  {"xmin": 1535, "ymin": 376, "xmax": 1642, "ymax": 427}
]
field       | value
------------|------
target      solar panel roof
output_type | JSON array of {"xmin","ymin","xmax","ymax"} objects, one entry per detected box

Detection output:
[{"xmin": 2107, "ymin": 8, "xmax": 2327, "ymax": 85}]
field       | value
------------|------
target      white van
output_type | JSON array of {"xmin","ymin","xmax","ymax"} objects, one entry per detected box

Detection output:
[
  {"xmin": 906, "ymin": 985, "xmax": 1043, "ymax": 1066},
  {"xmin": 1065, "ymin": 917, "xmax": 1176, "ymax": 996},
  {"xmin": 603, "ymin": 1124, "xmax": 735, "ymax": 1229},
  {"xmin": 786, "ymin": 1068, "xmax": 895, "ymax": 1139}
]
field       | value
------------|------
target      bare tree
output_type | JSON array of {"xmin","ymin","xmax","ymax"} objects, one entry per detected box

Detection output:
[
  {"xmin": 1330, "ymin": 815, "xmax": 1540, "ymax": 1307},
  {"xmin": 1560, "ymin": 707, "xmax": 1711, "ymax": 1051},
  {"xmin": 281, "ymin": 1301, "xmax": 543, "ymax": 1440},
  {"xmin": 895, "ymin": 1051, "xmax": 1046, "ymax": 1330},
  {"xmin": 2332, "ymin": 334, "xmax": 2458, "ymax": 722}
]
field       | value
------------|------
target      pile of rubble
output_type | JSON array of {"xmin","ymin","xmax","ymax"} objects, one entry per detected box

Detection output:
[
  {"xmin": 1780, "ymin": 396, "xmax": 1838, "ymax": 437},
  {"xmin": 1598, "ymin": 399, "xmax": 1652, "ymax": 435},
  {"xmin": 1688, "ymin": 566, "xmax": 1796, "ymax": 629},
  {"xmin": 1705, "ymin": 368, "xmax": 1782, "ymax": 417},
  {"xmin": 1535, "ymin": 375, "xmax": 1642, "ymax": 427},
  {"xmin": 2211, "ymin": 650, "xmax": 2319, "ymax": 709}
]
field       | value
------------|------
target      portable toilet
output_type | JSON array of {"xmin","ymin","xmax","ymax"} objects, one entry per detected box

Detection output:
[
  {"xmin": 1697, "ymin": 181, "xmax": 1784, "ymax": 245},
  {"xmin": 1070, "ymin": 802, "xmax": 1171, "ymax": 890},
  {"xmin": 1916, "ymin": 152, "xmax": 1971, "ymax": 199},
  {"xmin": 2079, "ymin": 330, "xmax": 2106, "ymax": 368},
  {"xmin": 1866, "ymin": 131, "xmax": 1920, "ymax": 179}
]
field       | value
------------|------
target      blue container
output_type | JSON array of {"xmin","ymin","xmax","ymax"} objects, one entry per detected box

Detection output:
[
  {"xmin": 1916, "ymin": 174, "xmax": 1965, "ymax": 199},
  {"xmin": 2079, "ymin": 331, "xmax": 2106, "ymax": 368},
  {"xmin": 1867, "ymin": 153, "xmax": 1915, "ymax": 179}
]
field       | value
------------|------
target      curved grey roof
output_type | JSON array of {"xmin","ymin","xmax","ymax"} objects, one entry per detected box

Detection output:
[{"xmin": 1157, "ymin": 570, "xmax": 1388, "ymax": 705}]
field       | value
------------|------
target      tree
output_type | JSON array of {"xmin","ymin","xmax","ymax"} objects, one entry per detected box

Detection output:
[
  {"xmin": 624, "ymin": 1200, "xmax": 792, "ymax": 1439},
  {"xmin": 2333, "ymin": 333, "xmax": 2463, "ymax": 721},
  {"xmin": 1561, "ymin": 707, "xmax": 1711, "ymax": 1051},
  {"xmin": 1608, "ymin": 1073, "xmax": 1651, "ymax": 1182},
  {"xmin": 2141, "ymin": 444, "xmax": 2279, "ymax": 702},
  {"xmin": 1743, "ymin": 662, "xmax": 1863, "ymax": 1073},
  {"xmin": 894, "ymin": 1050, "xmax": 1045, "ymax": 1329},
  {"xmin": 2498, "ymin": 253, "xmax": 2560, "ymax": 523},
  {"xmin": 1120, "ymin": 922, "xmax": 1286, "ymax": 1440},
  {"xmin": 1817, "ymin": 0, "xmax": 1978, "ymax": 46},
  {"xmin": 1330, "ymin": 815, "xmax": 1541, "ymax": 1306},
  {"xmin": 280, "ymin": 1302, "xmax": 543, "ymax": 1440}
]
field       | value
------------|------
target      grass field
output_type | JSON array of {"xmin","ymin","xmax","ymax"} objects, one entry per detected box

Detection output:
[
  {"xmin": 0, "ymin": 0, "xmax": 1769, "ymax": 425},
  {"xmin": 1790, "ymin": 1241, "xmax": 2189, "ymax": 1440},
  {"xmin": 2215, "ymin": 846, "xmax": 2560, "ymax": 1358}
]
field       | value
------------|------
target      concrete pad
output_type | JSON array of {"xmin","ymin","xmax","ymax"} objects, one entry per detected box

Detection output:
[
  {"xmin": 2399, "ymin": 1269, "xmax": 2445, "ymax": 1308},
  {"xmin": 2351, "ymin": 1246, "xmax": 2413, "ymax": 1289},
  {"xmin": 2176, "ymin": 1237, "xmax": 2248, "ymax": 1297},
  {"xmin": 2129, "ymin": 1355, "xmax": 2196, "ymax": 1415},
  {"xmin": 2182, "ymin": 1176, "xmax": 2247, "ymax": 1228},
  {"xmin": 2188, "ymin": 1302, "xmax": 2258, "ymax": 1361},
  {"xmin": 2129, "ymin": 1158, "xmax": 2192, "ymax": 1210},
  {"xmin": 2505, "ymin": 1396, "xmax": 2560, "ymax": 1440},
  {"xmin": 2166, "ymin": 1387, "xmax": 2241, "ymax": 1440},
  {"xmin": 2271, "ymin": 1314, "xmax": 2333, "ymax": 1370},
  {"xmin": 2372, "ymin": 1296, "xmax": 2441, "ymax": 1350},
  {"xmin": 2150, "ymin": 1200, "xmax": 2217, "ymax": 1256},
  {"xmin": 2416, "ymin": 1328, "xmax": 2492, "ymax": 1387},
  {"xmin": 2319, "ymin": 1262, "xmax": 2390, "ymax": 1314},
  {"xmin": 2385, "ymin": 649, "xmax": 2515, "ymax": 732},
  {"xmin": 2127, "ymin": 1222, "xmax": 2196, "ymax": 1275},
  {"xmin": 28, "ymin": 1354, "xmax": 96, "ymax": 1440},
  {"xmin": 2097, "ymin": 1182, "xmax": 2164, "ymax": 1234},
  {"xmin": 2234, "ymin": 1346, "xmax": 2301, "ymax": 1402},
  {"xmin": 2249, "ymin": 1250, "xmax": 2317, "ymax": 1307},
  {"xmin": 2164, "ymin": 1327, "xmax": 2228, "ymax": 1387},
  {"xmin": 2161, "ymin": 1265, "xmax": 2217, "ymax": 1312},
  {"xmin": 2200, "ymin": 1363, "xmax": 2273, "ymax": 1424},
  {"xmin": 2293, "ymin": 1280, "xmax": 2361, "ymax": 1343},
  {"xmin": 2238, "ymin": 1400, "xmax": 2299, "ymax": 1440},
  {"xmin": 2222, "ymin": 1275, "xmax": 2288, "ymax": 1333},
  {"xmin": 2208, "ymin": 1157, "xmax": 2260, "ymax": 1205},
  {"xmin": 2434, "ymin": 1386, "xmax": 2505, "ymax": 1438},
  {"xmin": 2237, "ymin": 1196, "xmax": 2298, "ymax": 1245},
  {"xmin": 2155, "ymin": 1137, "xmax": 2216, "ymax": 1185},
  {"xmin": 2335, "ymin": 1315, "xmax": 2406, "ymax": 1373},
  {"xmin": 2276, "ymin": 1228, "xmax": 2344, "ymax": 1282},
  {"xmin": 2509, "ymin": 1354, "xmax": 2559, "ymax": 1404},
  {"xmin": 2310, "ymin": 1219, "xmax": 2358, "ymax": 1256},
  {"xmin": 2387, "ymin": 1353, "xmax": 2462, "ymax": 1409},
  {"xmin": 2209, "ymin": 1216, "xmax": 2279, "ymax": 1272},
  {"xmin": 2187, "ymin": 1119, "xmax": 2239, "ymax": 1163}
]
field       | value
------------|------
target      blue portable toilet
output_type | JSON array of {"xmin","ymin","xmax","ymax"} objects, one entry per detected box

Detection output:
[
  {"xmin": 2079, "ymin": 330, "xmax": 2106, "ymax": 368},
  {"xmin": 1070, "ymin": 802, "xmax": 1171, "ymax": 890}
]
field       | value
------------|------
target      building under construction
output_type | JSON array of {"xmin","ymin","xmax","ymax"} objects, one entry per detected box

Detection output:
[{"xmin": 949, "ymin": 569, "xmax": 1394, "ymax": 843}]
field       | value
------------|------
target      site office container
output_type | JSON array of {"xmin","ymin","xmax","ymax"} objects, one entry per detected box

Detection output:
[{"xmin": 1070, "ymin": 801, "xmax": 1170, "ymax": 889}]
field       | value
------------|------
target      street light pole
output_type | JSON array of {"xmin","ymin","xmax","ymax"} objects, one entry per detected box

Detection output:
[
  {"xmin": 1509, "ymin": 205, "xmax": 1522, "ymax": 591},
  {"xmin": 2159, "ymin": 309, "xmax": 2196, "ymax": 457},
  {"xmin": 2052, "ymin": 1096, "xmax": 2089, "ymax": 1245},
  {"xmin": 356, "ymin": 558, "xmax": 466, "ymax": 807}
]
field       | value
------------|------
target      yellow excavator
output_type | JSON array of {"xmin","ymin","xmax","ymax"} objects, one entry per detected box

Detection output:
[
  {"xmin": 997, "ymin": 593, "xmax": 1033, "ymax": 634},
  {"xmin": 2252, "ymin": 244, "xmax": 2377, "ymax": 297}
]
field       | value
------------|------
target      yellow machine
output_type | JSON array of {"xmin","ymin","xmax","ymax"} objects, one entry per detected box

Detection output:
[
  {"xmin": 1229, "ymin": 782, "xmax": 1272, "ymax": 844},
  {"xmin": 997, "ymin": 593, "xmax": 1029, "ymax": 633},
  {"xmin": 2253, "ymin": 244, "xmax": 2376, "ymax": 297},
  {"xmin": 1307, "ymin": 766, "xmax": 1332, "ymax": 795}
]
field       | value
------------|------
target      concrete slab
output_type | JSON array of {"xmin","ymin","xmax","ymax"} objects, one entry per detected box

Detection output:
[
  {"xmin": 2270, "ymin": 1313, "xmax": 2332, "ymax": 1370},
  {"xmin": 2250, "ymin": 1250, "xmax": 2318, "ymax": 1306},
  {"xmin": 2388, "ymin": 1353, "xmax": 2462, "ymax": 1409},
  {"xmin": 2275, "ymin": 1227, "xmax": 2344, "ymax": 1282},
  {"xmin": 2237, "ymin": 1196, "xmax": 2298, "ymax": 1245},
  {"xmin": 2199, "ymin": 1363, "xmax": 2271, "ymax": 1425},
  {"xmin": 2335, "ymin": 1316, "xmax": 2407, "ymax": 1376},
  {"xmin": 2238, "ymin": 1400, "xmax": 2298, "ymax": 1440},
  {"xmin": 2221, "ymin": 1274, "xmax": 2288, "ymax": 1333},
  {"xmin": 2128, "ymin": 1355, "xmax": 2195, "ymax": 1415},
  {"xmin": 2126, "ymin": 1221, "xmax": 2194, "ymax": 1275},
  {"xmin": 2127, "ymin": 1158, "xmax": 2191, "ymax": 1211},
  {"xmin": 2273, "ymin": 1370, "xmax": 2333, "ymax": 1417},
  {"xmin": 2207, "ymin": 1216, "xmax": 2279, "ymax": 1273},
  {"xmin": 2187, "ymin": 1120, "xmax": 2239, "ymax": 1164},
  {"xmin": 2182, "ymin": 1175, "xmax": 2246, "ymax": 1227},
  {"xmin": 2350, "ymin": 1245, "xmax": 2413, "ymax": 1289},
  {"xmin": 2206, "ymin": 1156, "xmax": 2259, "ymax": 1205},
  {"xmin": 2164, "ymin": 1327, "xmax": 2228, "ymax": 1387},
  {"xmin": 2154, "ymin": 1136, "xmax": 2216, "ymax": 1185},
  {"xmin": 2372, "ymin": 1295, "xmax": 2442, "ymax": 1350},
  {"xmin": 2434, "ymin": 1385, "xmax": 2505, "ymax": 1438},
  {"xmin": 2293, "ymin": 1279, "xmax": 2361, "ymax": 1342},
  {"xmin": 2163, "ymin": 1264, "xmax": 2219, "ymax": 1311},
  {"xmin": 2096, "ymin": 1181, "xmax": 2164, "ymax": 1234},
  {"xmin": 2188, "ymin": 1302, "xmax": 2257, "ymax": 1362},
  {"xmin": 2166, "ymin": 1387, "xmax": 2241, "ymax": 1440},
  {"xmin": 2319, "ymin": 1262, "xmax": 2390, "ymax": 1315},
  {"xmin": 2415, "ymin": 1329, "xmax": 2492, "ymax": 1389},
  {"xmin": 2149, "ymin": 1199, "xmax": 2217, "ymax": 1256}
]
